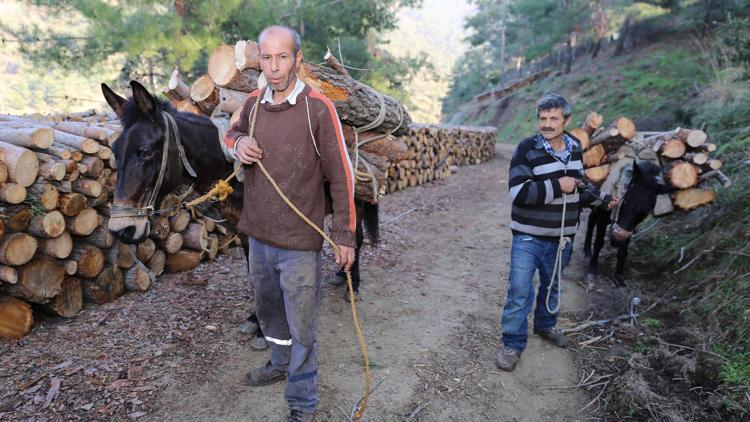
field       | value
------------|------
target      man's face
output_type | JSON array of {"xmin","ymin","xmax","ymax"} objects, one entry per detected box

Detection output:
[
  {"xmin": 259, "ymin": 30, "xmax": 303, "ymax": 92},
  {"xmin": 538, "ymin": 108, "xmax": 569, "ymax": 141}
]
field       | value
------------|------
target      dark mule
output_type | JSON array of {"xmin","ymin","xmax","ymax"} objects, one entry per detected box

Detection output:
[
  {"xmin": 584, "ymin": 160, "xmax": 674, "ymax": 287},
  {"xmin": 102, "ymin": 80, "xmax": 378, "ymax": 346}
]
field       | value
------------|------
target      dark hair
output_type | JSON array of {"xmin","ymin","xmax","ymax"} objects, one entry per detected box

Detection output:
[
  {"xmin": 537, "ymin": 94, "xmax": 571, "ymax": 119},
  {"xmin": 258, "ymin": 25, "xmax": 302, "ymax": 56}
]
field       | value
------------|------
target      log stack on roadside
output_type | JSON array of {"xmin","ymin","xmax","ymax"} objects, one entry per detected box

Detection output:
[{"xmin": 575, "ymin": 112, "xmax": 727, "ymax": 213}]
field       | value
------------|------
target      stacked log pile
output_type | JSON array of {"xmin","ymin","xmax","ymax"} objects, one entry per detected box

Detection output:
[
  {"xmin": 386, "ymin": 124, "xmax": 496, "ymax": 192},
  {"xmin": 0, "ymin": 110, "xmax": 241, "ymax": 340},
  {"xmin": 575, "ymin": 112, "xmax": 727, "ymax": 213}
]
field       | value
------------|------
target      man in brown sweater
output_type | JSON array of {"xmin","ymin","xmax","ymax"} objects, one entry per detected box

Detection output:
[{"xmin": 224, "ymin": 25, "xmax": 355, "ymax": 422}]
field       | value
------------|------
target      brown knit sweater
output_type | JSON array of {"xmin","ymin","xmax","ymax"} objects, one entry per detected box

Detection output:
[{"xmin": 225, "ymin": 84, "xmax": 356, "ymax": 251}]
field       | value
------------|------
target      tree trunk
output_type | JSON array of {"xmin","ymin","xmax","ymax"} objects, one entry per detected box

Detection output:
[
  {"xmin": 166, "ymin": 249, "xmax": 205, "ymax": 273},
  {"xmin": 234, "ymin": 40, "xmax": 260, "ymax": 71},
  {"xmin": 0, "ymin": 141, "xmax": 40, "ymax": 187},
  {"xmin": 71, "ymin": 243, "xmax": 105, "ymax": 278},
  {"xmin": 43, "ymin": 277, "xmax": 82, "ymax": 318},
  {"xmin": 568, "ymin": 128, "xmax": 590, "ymax": 150},
  {"xmin": 169, "ymin": 210, "xmax": 191, "ymax": 233},
  {"xmin": 1, "ymin": 205, "xmax": 33, "ymax": 232},
  {"xmin": 0, "ymin": 296, "xmax": 33, "ymax": 339},
  {"xmin": 661, "ymin": 139, "xmax": 686, "ymax": 158},
  {"xmin": 107, "ymin": 241, "xmax": 136, "ymax": 269},
  {"xmin": 147, "ymin": 250, "xmax": 166, "ymax": 277},
  {"xmin": 209, "ymin": 44, "xmax": 261, "ymax": 91},
  {"xmin": 206, "ymin": 234, "xmax": 219, "ymax": 260},
  {"xmin": 57, "ymin": 193, "xmax": 87, "ymax": 216},
  {"xmin": 158, "ymin": 232, "xmax": 184, "ymax": 254},
  {"xmin": 27, "ymin": 211, "xmax": 66, "ymax": 238},
  {"xmin": 0, "ymin": 265, "xmax": 18, "ymax": 284},
  {"xmin": 72, "ymin": 179, "xmax": 102, "ymax": 197},
  {"xmin": 583, "ymin": 144, "xmax": 606, "ymax": 168},
  {"xmin": 219, "ymin": 88, "xmax": 250, "ymax": 114},
  {"xmin": 667, "ymin": 162, "xmax": 699, "ymax": 189},
  {"xmin": 84, "ymin": 221, "xmax": 113, "ymax": 249},
  {"xmin": 0, "ymin": 182, "xmax": 26, "ymax": 204},
  {"xmin": 0, "ymin": 162, "xmax": 7, "ymax": 184},
  {"xmin": 653, "ymin": 193, "xmax": 674, "ymax": 216},
  {"xmin": 137, "ymin": 238, "xmax": 156, "ymax": 262},
  {"xmin": 0, "ymin": 233, "xmax": 37, "ymax": 266},
  {"xmin": 149, "ymin": 216, "xmax": 170, "ymax": 241},
  {"xmin": 190, "ymin": 75, "xmax": 220, "ymax": 115},
  {"xmin": 164, "ymin": 68, "xmax": 190, "ymax": 101},
  {"xmin": 0, "ymin": 127, "xmax": 54, "ymax": 149},
  {"xmin": 297, "ymin": 54, "xmax": 412, "ymax": 135},
  {"xmin": 341, "ymin": 126, "xmax": 410, "ymax": 162},
  {"xmin": 40, "ymin": 231, "xmax": 73, "ymax": 259},
  {"xmin": 5, "ymin": 257, "xmax": 65, "ymax": 303},
  {"xmin": 81, "ymin": 264, "xmax": 124, "ymax": 304},
  {"xmin": 79, "ymin": 155, "xmax": 104, "ymax": 177},
  {"xmin": 673, "ymin": 188, "xmax": 716, "ymax": 210},
  {"xmin": 27, "ymin": 182, "xmax": 59, "ymax": 211},
  {"xmin": 54, "ymin": 121, "xmax": 114, "ymax": 147},
  {"xmin": 182, "ymin": 222, "xmax": 208, "ymax": 251},
  {"xmin": 124, "ymin": 265, "xmax": 152, "ymax": 292},
  {"xmin": 63, "ymin": 259, "xmax": 78, "ymax": 276},
  {"xmin": 585, "ymin": 164, "xmax": 611, "ymax": 184},
  {"xmin": 65, "ymin": 207, "xmax": 99, "ymax": 236}
]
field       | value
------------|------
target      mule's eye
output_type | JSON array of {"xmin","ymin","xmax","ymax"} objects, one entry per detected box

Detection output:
[{"xmin": 139, "ymin": 147, "xmax": 156, "ymax": 160}]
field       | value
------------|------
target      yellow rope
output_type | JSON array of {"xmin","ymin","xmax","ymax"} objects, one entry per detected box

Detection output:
[{"xmin": 183, "ymin": 91, "xmax": 372, "ymax": 420}]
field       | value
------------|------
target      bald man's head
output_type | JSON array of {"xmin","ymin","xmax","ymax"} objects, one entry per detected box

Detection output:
[{"xmin": 258, "ymin": 25, "xmax": 301, "ymax": 56}]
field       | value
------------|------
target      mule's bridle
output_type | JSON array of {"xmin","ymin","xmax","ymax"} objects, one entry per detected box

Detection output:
[{"xmin": 110, "ymin": 112, "xmax": 197, "ymax": 219}]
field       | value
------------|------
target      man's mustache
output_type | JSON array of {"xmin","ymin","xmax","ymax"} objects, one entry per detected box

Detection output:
[{"xmin": 541, "ymin": 128, "xmax": 555, "ymax": 132}]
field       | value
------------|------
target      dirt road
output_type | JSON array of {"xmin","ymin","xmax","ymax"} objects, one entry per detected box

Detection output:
[
  {"xmin": 0, "ymin": 143, "xmax": 591, "ymax": 421},
  {"xmin": 154, "ymin": 143, "xmax": 589, "ymax": 421}
]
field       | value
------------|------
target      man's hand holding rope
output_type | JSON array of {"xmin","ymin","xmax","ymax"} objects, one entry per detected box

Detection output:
[{"xmin": 231, "ymin": 135, "xmax": 264, "ymax": 165}]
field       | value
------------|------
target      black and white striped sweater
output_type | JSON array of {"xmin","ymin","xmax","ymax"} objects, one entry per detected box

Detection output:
[{"xmin": 509, "ymin": 133, "xmax": 611, "ymax": 240}]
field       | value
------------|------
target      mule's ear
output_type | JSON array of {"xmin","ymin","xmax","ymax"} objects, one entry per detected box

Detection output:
[
  {"xmin": 632, "ymin": 160, "xmax": 641, "ymax": 176},
  {"xmin": 130, "ymin": 80, "xmax": 158, "ymax": 120},
  {"xmin": 101, "ymin": 83, "xmax": 127, "ymax": 118}
]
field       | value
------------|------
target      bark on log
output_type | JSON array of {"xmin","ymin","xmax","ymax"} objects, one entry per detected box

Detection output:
[
  {"xmin": 190, "ymin": 75, "xmax": 220, "ymax": 115},
  {"xmin": 653, "ymin": 194, "xmax": 674, "ymax": 216},
  {"xmin": 206, "ymin": 234, "xmax": 219, "ymax": 260},
  {"xmin": 0, "ymin": 296, "xmax": 33, "ymax": 339},
  {"xmin": 71, "ymin": 243, "xmax": 104, "ymax": 278},
  {"xmin": 107, "ymin": 241, "xmax": 136, "ymax": 269},
  {"xmin": 65, "ymin": 207, "xmax": 98, "ymax": 236},
  {"xmin": 54, "ymin": 122, "xmax": 114, "ymax": 147},
  {"xmin": 341, "ymin": 126, "xmax": 410, "ymax": 162},
  {"xmin": 5, "ymin": 257, "xmax": 65, "ymax": 303},
  {"xmin": 43, "ymin": 277, "xmax": 82, "ymax": 318},
  {"xmin": 219, "ymin": 88, "xmax": 249, "ymax": 114},
  {"xmin": 297, "ymin": 54, "xmax": 411, "ymax": 136},
  {"xmin": 79, "ymin": 155, "xmax": 104, "ymax": 177},
  {"xmin": 72, "ymin": 179, "xmax": 102, "ymax": 197},
  {"xmin": 0, "ymin": 233, "xmax": 37, "ymax": 266},
  {"xmin": 673, "ymin": 188, "xmax": 716, "ymax": 210},
  {"xmin": 0, "ymin": 127, "xmax": 54, "ymax": 149},
  {"xmin": 40, "ymin": 231, "xmax": 73, "ymax": 259},
  {"xmin": 166, "ymin": 249, "xmax": 204, "ymax": 273},
  {"xmin": 81, "ymin": 264, "xmax": 123, "ymax": 304},
  {"xmin": 84, "ymin": 220, "xmax": 114, "ymax": 249},
  {"xmin": 0, "ymin": 141, "xmax": 39, "ymax": 186},
  {"xmin": 27, "ymin": 211, "xmax": 66, "ymax": 238},
  {"xmin": 235, "ymin": 40, "xmax": 260, "ymax": 71},
  {"xmin": 0, "ymin": 162, "xmax": 7, "ymax": 184}
]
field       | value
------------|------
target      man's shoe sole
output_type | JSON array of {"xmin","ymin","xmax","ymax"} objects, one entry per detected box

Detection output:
[{"xmin": 244, "ymin": 372, "xmax": 286, "ymax": 387}]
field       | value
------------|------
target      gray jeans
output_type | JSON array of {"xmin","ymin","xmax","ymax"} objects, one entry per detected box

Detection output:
[{"xmin": 248, "ymin": 237, "xmax": 322, "ymax": 413}]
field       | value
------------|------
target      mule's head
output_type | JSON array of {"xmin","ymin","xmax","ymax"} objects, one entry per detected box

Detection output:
[
  {"xmin": 612, "ymin": 160, "xmax": 668, "ymax": 244},
  {"xmin": 102, "ymin": 81, "xmax": 182, "ymax": 244}
]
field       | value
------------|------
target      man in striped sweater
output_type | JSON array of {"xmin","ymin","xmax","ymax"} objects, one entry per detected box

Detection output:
[{"xmin": 497, "ymin": 94, "xmax": 616, "ymax": 372}]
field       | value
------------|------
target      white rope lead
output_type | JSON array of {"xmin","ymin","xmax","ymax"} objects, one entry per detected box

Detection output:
[{"xmin": 546, "ymin": 192, "xmax": 569, "ymax": 315}]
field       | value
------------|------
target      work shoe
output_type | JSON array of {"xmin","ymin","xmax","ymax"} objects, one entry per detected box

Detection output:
[
  {"xmin": 327, "ymin": 274, "xmax": 346, "ymax": 286},
  {"xmin": 244, "ymin": 361, "xmax": 286, "ymax": 387},
  {"xmin": 287, "ymin": 409, "xmax": 315, "ymax": 422},
  {"xmin": 534, "ymin": 328, "xmax": 569, "ymax": 348},
  {"xmin": 250, "ymin": 334, "xmax": 269, "ymax": 351},
  {"xmin": 239, "ymin": 318, "xmax": 259, "ymax": 336},
  {"xmin": 496, "ymin": 346, "xmax": 521, "ymax": 371}
]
